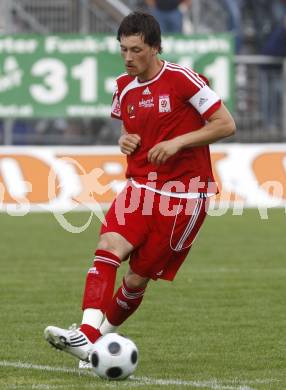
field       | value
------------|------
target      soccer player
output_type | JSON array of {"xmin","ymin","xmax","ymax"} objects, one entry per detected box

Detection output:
[{"xmin": 44, "ymin": 11, "xmax": 236, "ymax": 364}]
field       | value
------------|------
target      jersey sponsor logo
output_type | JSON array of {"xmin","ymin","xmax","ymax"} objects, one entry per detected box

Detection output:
[
  {"xmin": 142, "ymin": 86, "xmax": 151, "ymax": 95},
  {"xmin": 127, "ymin": 104, "xmax": 135, "ymax": 118},
  {"xmin": 159, "ymin": 95, "xmax": 171, "ymax": 113},
  {"xmin": 139, "ymin": 97, "xmax": 154, "ymax": 108}
]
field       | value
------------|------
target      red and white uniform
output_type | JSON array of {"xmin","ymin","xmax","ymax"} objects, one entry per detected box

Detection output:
[
  {"xmin": 111, "ymin": 60, "xmax": 221, "ymax": 194},
  {"xmin": 103, "ymin": 61, "xmax": 222, "ymax": 281}
]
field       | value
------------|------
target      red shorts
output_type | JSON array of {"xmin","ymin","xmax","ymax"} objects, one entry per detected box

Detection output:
[{"xmin": 101, "ymin": 182, "xmax": 208, "ymax": 281}]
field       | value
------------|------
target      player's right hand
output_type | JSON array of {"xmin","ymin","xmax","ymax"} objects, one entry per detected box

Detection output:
[{"xmin": 119, "ymin": 134, "xmax": 141, "ymax": 155}]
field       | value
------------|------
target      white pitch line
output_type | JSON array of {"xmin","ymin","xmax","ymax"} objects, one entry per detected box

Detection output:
[
  {"xmin": 131, "ymin": 376, "xmax": 254, "ymax": 390},
  {"xmin": 0, "ymin": 360, "xmax": 278, "ymax": 390}
]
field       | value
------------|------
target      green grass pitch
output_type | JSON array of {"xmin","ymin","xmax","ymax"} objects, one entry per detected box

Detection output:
[{"xmin": 0, "ymin": 209, "xmax": 285, "ymax": 390}]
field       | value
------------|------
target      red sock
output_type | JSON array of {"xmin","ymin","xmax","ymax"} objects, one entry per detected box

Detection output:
[
  {"xmin": 105, "ymin": 278, "xmax": 146, "ymax": 326},
  {"xmin": 81, "ymin": 250, "xmax": 120, "ymax": 313},
  {"xmin": 80, "ymin": 324, "xmax": 102, "ymax": 343}
]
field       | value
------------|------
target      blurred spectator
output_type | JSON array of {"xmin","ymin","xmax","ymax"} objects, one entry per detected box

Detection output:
[
  {"xmin": 259, "ymin": 4, "xmax": 286, "ymax": 130},
  {"xmin": 272, "ymin": 0, "xmax": 286, "ymax": 26},
  {"xmin": 13, "ymin": 121, "xmax": 36, "ymax": 145},
  {"xmin": 145, "ymin": 0, "xmax": 191, "ymax": 33},
  {"xmin": 262, "ymin": 3, "xmax": 286, "ymax": 57},
  {"xmin": 221, "ymin": 0, "xmax": 242, "ymax": 52},
  {"xmin": 243, "ymin": 0, "xmax": 281, "ymax": 52}
]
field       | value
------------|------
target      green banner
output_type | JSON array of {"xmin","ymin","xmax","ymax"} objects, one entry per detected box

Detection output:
[{"xmin": 0, "ymin": 34, "xmax": 234, "ymax": 118}]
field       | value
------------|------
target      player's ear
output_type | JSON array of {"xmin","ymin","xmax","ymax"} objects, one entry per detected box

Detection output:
[{"xmin": 151, "ymin": 47, "xmax": 158, "ymax": 56}]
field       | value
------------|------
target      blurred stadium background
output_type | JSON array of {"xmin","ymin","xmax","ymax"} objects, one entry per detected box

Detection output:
[{"xmin": 0, "ymin": 0, "xmax": 285, "ymax": 145}]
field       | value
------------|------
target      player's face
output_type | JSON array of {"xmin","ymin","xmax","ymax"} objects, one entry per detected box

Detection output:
[{"xmin": 120, "ymin": 34, "xmax": 159, "ymax": 81}]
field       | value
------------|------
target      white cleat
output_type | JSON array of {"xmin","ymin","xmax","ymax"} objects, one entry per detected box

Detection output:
[{"xmin": 44, "ymin": 324, "xmax": 92, "ymax": 362}]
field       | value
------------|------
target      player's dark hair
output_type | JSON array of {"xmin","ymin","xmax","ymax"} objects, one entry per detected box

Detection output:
[{"xmin": 117, "ymin": 11, "xmax": 162, "ymax": 54}]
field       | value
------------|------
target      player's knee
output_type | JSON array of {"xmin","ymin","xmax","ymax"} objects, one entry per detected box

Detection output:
[
  {"xmin": 97, "ymin": 233, "xmax": 133, "ymax": 260},
  {"xmin": 124, "ymin": 270, "xmax": 149, "ymax": 290},
  {"xmin": 97, "ymin": 236, "xmax": 118, "ymax": 256}
]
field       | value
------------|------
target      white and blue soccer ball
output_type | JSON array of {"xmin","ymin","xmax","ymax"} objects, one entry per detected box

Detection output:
[{"xmin": 90, "ymin": 333, "xmax": 139, "ymax": 380}]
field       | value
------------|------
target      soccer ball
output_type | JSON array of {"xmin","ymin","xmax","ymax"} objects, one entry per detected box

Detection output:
[{"xmin": 90, "ymin": 333, "xmax": 138, "ymax": 380}]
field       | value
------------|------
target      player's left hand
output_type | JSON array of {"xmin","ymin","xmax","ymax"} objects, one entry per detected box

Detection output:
[{"xmin": 147, "ymin": 139, "xmax": 182, "ymax": 165}]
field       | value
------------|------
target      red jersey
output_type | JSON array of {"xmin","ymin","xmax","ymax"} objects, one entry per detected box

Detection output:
[{"xmin": 111, "ymin": 60, "xmax": 221, "ymax": 194}]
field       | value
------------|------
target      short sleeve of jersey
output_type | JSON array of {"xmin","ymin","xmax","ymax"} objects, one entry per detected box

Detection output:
[
  {"xmin": 111, "ymin": 73, "xmax": 134, "ymax": 120},
  {"xmin": 173, "ymin": 66, "xmax": 221, "ymax": 120},
  {"xmin": 111, "ymin": 89, "xmax": 122, "ymax": 119}
]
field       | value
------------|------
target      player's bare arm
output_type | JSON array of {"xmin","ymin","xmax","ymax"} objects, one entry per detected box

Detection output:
[
  {"xmin": 148, "ymin": 103, "xmax": 235, "ymax": 165},
  {"xmin": 119, "ymin": 124, "xmax": 141, "ymax": 155},
  {"xmin": 175, "ymin": 103, "xmax": 236, "ymax": 148}
]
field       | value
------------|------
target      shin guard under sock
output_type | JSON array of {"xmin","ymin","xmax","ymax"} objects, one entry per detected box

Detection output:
[
  {"xmin": 81, "ymin": 250, "xmax": 120, "ymax": 313},
  {"xmin": 80, "ymin": 250, "xmax": 120, "ymax": 343}
]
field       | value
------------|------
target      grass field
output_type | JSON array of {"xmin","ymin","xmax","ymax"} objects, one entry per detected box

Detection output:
[{"xmin": 0, "ymin": 209, "xmax": 285, "ymax": 390}]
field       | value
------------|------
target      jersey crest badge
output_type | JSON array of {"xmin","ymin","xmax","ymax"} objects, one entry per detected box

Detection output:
[
  {"xmin": 159, "ymin": 95, "xmax": 171, "ymax": 113},
  {"xmin": 127, "ymin": 104, "xmax": 135, "ymax": 118}
]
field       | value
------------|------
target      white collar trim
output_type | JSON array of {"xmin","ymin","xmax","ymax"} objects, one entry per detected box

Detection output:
[{"xmin": 119, "ymin": 61, "xmax": 167, "ymax": 104}]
